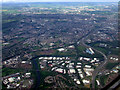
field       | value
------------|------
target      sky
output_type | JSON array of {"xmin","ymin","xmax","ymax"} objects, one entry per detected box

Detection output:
[{"xmin": 1, "ymin": 0, "xmax": 120, "ymax": 2}]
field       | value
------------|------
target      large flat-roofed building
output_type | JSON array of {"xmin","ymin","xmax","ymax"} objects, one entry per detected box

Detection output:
[{"xmin": 86, "ymin": 48, "xmax": 94, "ymax": 55}]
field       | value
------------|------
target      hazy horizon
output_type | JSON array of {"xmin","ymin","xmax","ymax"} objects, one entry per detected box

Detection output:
[{"xmin": 1, "ymin": 0, "xmax": 120, "ymax": 2}]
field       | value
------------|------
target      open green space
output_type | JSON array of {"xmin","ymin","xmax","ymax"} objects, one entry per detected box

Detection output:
[
  {"xmin": 87, "ymin": 41, "xmax": 119, "ymax": 55},
  {"xmin": 2, "ymin": 67, "xmax": 24, "ymax": 77},
  {"xmin": 105, "ymin": 62, "xmax": 119, "ymax": 70},
  {"xmin": 53, "ymin": 50, "xmax": 76, "ymax": 57},
  {"xmin": 76, "ymin": 44, "xmax": 104, "ymax": 59},
  {"xmin": 100, "ymin": 75, "xmax": 108, "ymax": 86}
]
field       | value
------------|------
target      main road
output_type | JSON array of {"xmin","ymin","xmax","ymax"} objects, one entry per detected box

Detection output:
[
  {"xmin": 30, "ymin": 27, "xmax": 108, "ymax": 89},
  {"xmin": 80, "ymin": 31, "xmax": 108, "ymax": 88}
]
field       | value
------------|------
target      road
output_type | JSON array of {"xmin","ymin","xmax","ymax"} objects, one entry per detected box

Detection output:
[
  {"xmin": 71, "ymin": 27, "xmax": 109, "ymax": 88},
  {"xmin": 80, "ymin": 32, "xmax": 108, "ymax": 88},
  {"xmin": 30, "ymin": 27, "xmax": 108, "ymax": 89},
  {"xmin": 109, "ymin": 79, "xmax": 120, "ymax": 89}
]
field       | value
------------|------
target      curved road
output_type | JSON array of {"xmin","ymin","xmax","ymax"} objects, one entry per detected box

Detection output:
[
  {"xmin": 30, "ymin": 28, "xmax": 108, "ymax": 89},
  {"xmin": 81, "ymin": 35, "xmax": 108, "ymax": 88}
]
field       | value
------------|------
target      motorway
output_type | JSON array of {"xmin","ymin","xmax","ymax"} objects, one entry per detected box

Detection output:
[
  {"xmin": 30, "ymin": 27, "xmax": 109, "ymax": 89},
  {"xmin": 71, "ymin": 26, "xmax": 109, "ymax": 88},
  {"xmin": 80, "ymin": 32, "xmax": 108, "ymax": 88},
  {"xmin": 109, "ymin": 79, "xmax": 120, "ymax": 89}
]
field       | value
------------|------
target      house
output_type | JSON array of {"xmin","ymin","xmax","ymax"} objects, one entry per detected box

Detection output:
[
  {"xmin": 84, "ymin": 68, "xmax": 94, "ymax": 72},
  {"xmin": 84, "ymin": 57, "xmax": 90, "ymax": 61},
  {"xmin": 8, "ymin": 77, "xmax": 15, "ymax": 83},
  {"xmin": 62, "ymin": 63, "xmax": 65, "ymax": 66},
  {"xmin": 77, "ymin": 69, "xmax": 82, "ymax": 73},
  {"xmin": 79, "ymin": 74, "xmax": 84, "ymax": 79},
  {"xmin": 25, "ymin": 73, "xmax": 31, "ymax": 78},
  {"xmin": 57, "ymin": 48, "xmax": 65, "ymax": 52},
  {"xmin": 85, "ymin": 65, "xmax": 91, "ymax": 68},
  {"xmin": 82, "ymin": 79, "xmax": 90, "ymax": 84},
  {"xmin": 68, "ymin": 69, "xmax": 76, "ymax": 74},
  {"xmin": 51, "ymin": 67, "xmax": 57, "ymax": 71},
  {"xmin": 53, "ymin": 57, "xmax": 56, "ymax": 60},
  {"xmin": 76, "ymin": 79, "xmax": 81, "ymax": 84},
  {"xmin": 77, "ymin": 63, "xmax": 81, "ymax": 65},
  {"xmin": 63, "ymin": 69, "xmax": 66, "ymax": 74},
  {"xmin": 76, "ymin": 65, "xmax": 81, "ymax": 68},
  {"xmin": 3, "ymin": 79, "xmax": 8, "ymax": 84},
  {"xmin": 96, "ymin": 80, "xmax": 100, "ymax": 85},
  {"xmin": 39, "ymin": 57, "xmax": 43, "ymax": 60},
  {"xmin": 21, "ymin": 61, "xmax": 27, "ymax": 64},
  {"xmin": 55, "ymin": 68, "xmax": 63, "ymax": 73},
  {"xmin": 112, "ymin": 69, "xmax": 118, "ymax": 73},
  {"xmin": 68, "ymin": 45, "xmax": 75, "ymax": 49},
  {"xmin": 79, "ymin": 57, "xmax": 83, "ymax": 60},
  {"xmin": 85, "ymin": 71, "xmax": 92, "ymax": 76}
]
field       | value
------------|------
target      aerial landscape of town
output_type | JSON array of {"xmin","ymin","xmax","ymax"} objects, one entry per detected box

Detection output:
[{"xmin": 2, "ymin": 1, "xmax": 120, "ymax": 89}]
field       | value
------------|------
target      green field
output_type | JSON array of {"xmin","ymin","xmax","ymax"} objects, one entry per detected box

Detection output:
[
  {"xmin": 105, "ymin": 62, "xmax": 119, "ymax": 70},
  {"xmin": 2, "ymin": 67, "xmax": 24, "ymax": 77}
]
